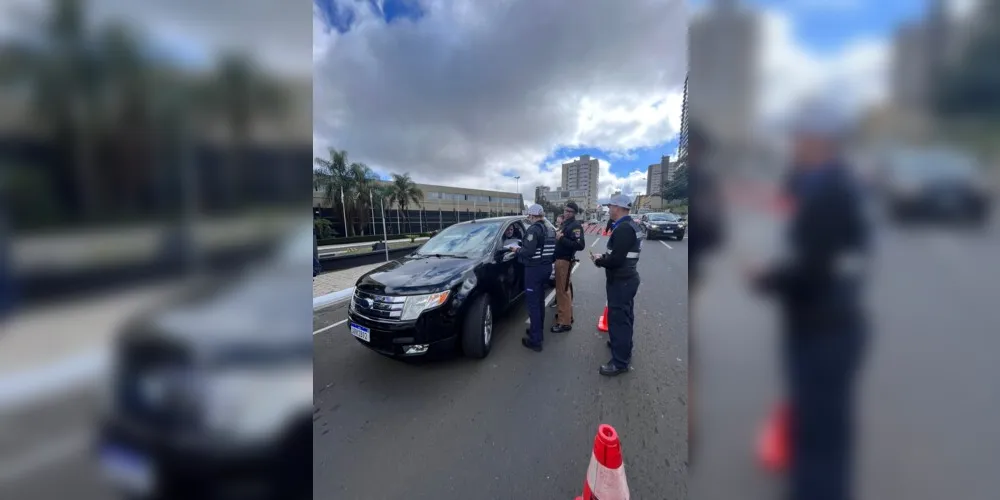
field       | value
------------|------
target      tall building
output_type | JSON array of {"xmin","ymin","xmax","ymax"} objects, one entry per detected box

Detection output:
[
  {"xmin": 561, "ymin": 155, "xmax": 600, "ymax": 211},
  {"xmin": 646, "ymin": 155, "xmax": 670, "ymax": 196},
  {"xmin": 688, "ymin": 0, "xmax": 759, "ymax": 152},
  {"xmin": 677, "ymin": 74, "xmax": 690, "ymax": 166},
  {"xmin": 534, "ymin": 185, "xmax": 551, "ymax": 204}
]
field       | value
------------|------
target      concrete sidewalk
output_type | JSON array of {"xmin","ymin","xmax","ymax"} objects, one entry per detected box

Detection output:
[
  {"xmin": 0, "ymin": 284, "xmax": 180, "ymax": 411},
  {"xmin": 13, "ymin": 211, "xmax": 296, "ymax": 272}
]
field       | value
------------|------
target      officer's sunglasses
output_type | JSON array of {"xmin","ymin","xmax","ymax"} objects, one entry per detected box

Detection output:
[{"xmin": 563, "ymin": 208, "xmax": 576, "ymax": 214}]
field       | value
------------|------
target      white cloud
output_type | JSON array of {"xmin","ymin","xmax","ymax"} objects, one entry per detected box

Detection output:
[
  {"xmin": 757, "ymin": 9, "xmax": 889, "ymax": 124},
  {"xmin": 313, "ymin": 0, "xmax": 687, "ymax": 205}
]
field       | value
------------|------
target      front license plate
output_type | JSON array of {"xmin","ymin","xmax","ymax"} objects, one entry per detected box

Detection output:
[
  {"xmin": 350, "ymin": 322, "xmax": 371, "ymax": 342},
  {"xmin": 99, "ymin": 444, "xmax": 155, "ymax": 494},
  {"xmin": 663, "ymin": 229, "xmax": 673, "ymax": 233}
]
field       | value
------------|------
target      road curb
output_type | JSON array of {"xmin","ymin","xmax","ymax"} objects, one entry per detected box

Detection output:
[
  {"xmin": 313, "ymin": 287, "xmax": 354, "ymax": 311},
  {"xmin": 0, "ymin": 347, "xmax": 109, "ymax": 412}
]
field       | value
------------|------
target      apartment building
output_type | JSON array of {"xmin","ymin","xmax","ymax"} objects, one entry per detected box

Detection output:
[{"xmin": 561, "ymin": 155, "xmax": 600, "ymax": 211}]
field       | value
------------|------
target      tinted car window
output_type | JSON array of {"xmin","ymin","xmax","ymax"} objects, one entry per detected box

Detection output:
[{"xmin": 416, "ymin": 221, "xmax": 502, "ymax": 257}]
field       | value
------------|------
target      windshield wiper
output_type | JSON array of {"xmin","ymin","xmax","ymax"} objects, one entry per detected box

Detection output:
[{"xmin": 427, "ymin": 253, "xmax": 468, "ymax": 259}]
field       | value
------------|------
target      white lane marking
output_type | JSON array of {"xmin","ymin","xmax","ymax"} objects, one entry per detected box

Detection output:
[
  {"xmin": 0, "ymin": 348, "xmax": 108, "ymax": 411},
  {"xmin": 590, "ymin": 238, "xmax": 600, "ymax": 248},
  {"xmin": 526, "ymin": 262, "xmax": 580, "ymax": 324},
  {"xmin": 0, "ymin": 432, "xmax": 90, "ymax": 483},
  {"xmin": 660, "ymin": 241, "xmax": 672, "ymax": 249},
  {"xmin": 314, "ymin": 319, "xmax": 347, "ymax": 335}
]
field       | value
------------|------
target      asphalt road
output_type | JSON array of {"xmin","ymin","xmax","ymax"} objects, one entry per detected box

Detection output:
[
  {"xmin": 313, "ymin": 233, "xmax": 690, "ymax": 499},
  {"xmin": 693, "ymin": 207, "xmax": 1000, "ymax": 500}
]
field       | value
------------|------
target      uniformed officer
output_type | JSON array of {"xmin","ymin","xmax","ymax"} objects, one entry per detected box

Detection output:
[
  {"xmin": 591, "ymin": 194, "xmax": 642, "ymax": 376},
  {"xmin": 744, "ymin": 99, "xmax": 870, "ymax": 500},
  {"xmin": 517, "ymin": 204, "xmax": 556, "ymax": 352},
  {"xmin": 551, "ymin": 201, "xmax": 585, "ymax": 332}
]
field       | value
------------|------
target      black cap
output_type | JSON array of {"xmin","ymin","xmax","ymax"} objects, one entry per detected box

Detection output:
[{"xmin": 564, "ymin": 201, "xmax": 580, "ymax": 214}]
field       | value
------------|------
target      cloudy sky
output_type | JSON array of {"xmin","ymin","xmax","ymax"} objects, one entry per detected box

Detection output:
[
  {"xmin": 314, "ymin": 0, "xmax": 688, "ymax": 204},
  {"xmin": 315, "ymin": 0, "xmax": 970, "ymax": 205}
]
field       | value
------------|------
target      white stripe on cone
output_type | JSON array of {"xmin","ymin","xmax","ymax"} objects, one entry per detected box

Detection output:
[{"xmin": 584, "ymin": 451, "xmax": 630, "ymax": 500}]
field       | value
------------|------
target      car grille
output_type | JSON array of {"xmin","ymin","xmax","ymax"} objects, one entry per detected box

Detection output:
[
  {"xmin": 115, "ymin": 335, "xmax": 198, "ymax": 431},
  {"xmin": 353, "ymin": 289, "xmax": 405, "ymax": 321}
]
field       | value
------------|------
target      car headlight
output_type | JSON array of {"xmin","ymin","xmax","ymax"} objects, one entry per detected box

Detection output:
[
  {"xmin": 400, "ymin": 291, "xmax": 450, "ymax": 320},
  {"xmin": 201, "ymin": 365, "xmax": 312, "ymax": 442}
]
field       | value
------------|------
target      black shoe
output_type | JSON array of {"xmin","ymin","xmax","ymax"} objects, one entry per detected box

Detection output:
[
  {"xmin": 550, "ymin": 324, "xmax": 572, "ymax": 333},
  {"xmin": 521, "ymin": 337, "xmax": 543, "ymax": 352},
  {"xmin": 606, "ymin": 340, "xmax": 612, "ymax": 349},
  {"xmin": 599, "ymin": 362, "xmax": 629, "ymax": 376}
]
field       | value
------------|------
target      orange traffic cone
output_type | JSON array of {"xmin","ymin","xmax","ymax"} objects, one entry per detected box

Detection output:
[
  {"xmin": 756, "ymin": 401, "xmax": 791, "ymax": 472},
  {"xmin": 597, "ymin": 305, "xmax": 608, "ymax": 333},
  {"xmin": 575, "ymin": 424, "xmax": 630, "ymax": 500}
]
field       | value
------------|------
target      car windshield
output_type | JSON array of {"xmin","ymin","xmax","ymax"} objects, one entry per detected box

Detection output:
[
  {"xmin": 647, "ymin": 213, "xmax": 678, "ymax": 222},
  {"xmin": 416, "ymin": 221, "xmax": 502, "ymax": 257},
  {"xmin": 891, "ymin": 150, "xmax": 978, "ymax": 180}
]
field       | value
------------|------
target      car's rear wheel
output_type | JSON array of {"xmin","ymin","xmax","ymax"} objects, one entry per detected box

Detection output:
[{"xmin": 461, "ymin": 295, "xmax": 492, "ymax": 359}]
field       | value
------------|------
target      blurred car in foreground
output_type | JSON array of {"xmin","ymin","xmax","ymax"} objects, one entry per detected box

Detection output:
[
  {"xmin": 639, "ymin": 212, "xmax": 686, "ymax": 240},
  {"xmin": 97, "ymin": 227, "xmax": 312, "ymax": 500},
  {"xmin": 878, "ymin": 148, "xmax": 992, "ymax": 225},
  {"xmin": 348, "ymin": 216, "xmax": 555, "ymax": 361}
]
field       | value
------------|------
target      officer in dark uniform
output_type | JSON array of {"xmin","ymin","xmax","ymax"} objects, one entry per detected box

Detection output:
[
  {"xmin": 745, "ymin": 100, "xmax": 870, "ymax": 500},
  {"xmin": 591, "ymin": 194, "xmax": 642, "ymax": 376},
  {"xmin": 551, "ymin": 201, "xmax": 585, "ymax": 331},
  {"xmin": 517, "ymin": 204, "xmax": 556, "ymax": 352}
]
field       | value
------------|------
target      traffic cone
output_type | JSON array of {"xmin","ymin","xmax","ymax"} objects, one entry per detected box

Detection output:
[
  {"xmin": 756, "ymin": 401, "xmax": 791, "ymax": 472},
  {"xmin": 574, "ymin": 424, "xmax": 629, "ymax": 500},
  {"xmin": 597, "ymin": 304, "xmax": 608, "ymax": 333}
]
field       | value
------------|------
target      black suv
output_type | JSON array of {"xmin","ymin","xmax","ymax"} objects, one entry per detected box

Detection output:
[
  {"xmin": 640, "ymin": 212, "xmax": 686, "ymax": 240},
  {"xmin": 348, "ymin": 216, "xmax": 554, "ymax": 360},
  {"xmin": 96, "ymin": 226, "xmax": 313, "ymax": 500}
]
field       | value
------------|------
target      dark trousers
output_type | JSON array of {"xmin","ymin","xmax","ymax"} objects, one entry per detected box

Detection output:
[
  {"xmin": 525, "ymin": 264, "xmax": 552, "ymax": 345},
  {"xmin": 783, "ymin": 326, "xmax": 866, "ymax": 500},
  {"xmin": 606, "ymin": 274, "xmax": 640, "ymax": 368}
]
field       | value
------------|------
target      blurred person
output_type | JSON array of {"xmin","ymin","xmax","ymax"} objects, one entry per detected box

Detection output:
[
  {"xmin": 686, "ymin": 121, "xmax": 723, "ymax": 465},
  {"xmin": 591, "ymin": 194, "xmax": 642, "ymax": 376},
  {"xmin": 516, "ymin": 204, "xmax": 556, "ymax": 352},
  {"xmin": 551, "ymin": 201, "xmax": 585, "ymax": 331},
  {"xmin": 743, "ymin": 100, "xmax": 871, "ymax": 500}
]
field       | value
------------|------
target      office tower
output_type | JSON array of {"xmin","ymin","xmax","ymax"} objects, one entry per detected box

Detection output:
[{"xmin": 561, "ymin": 155, "xmax": 600, "ymax": 211}]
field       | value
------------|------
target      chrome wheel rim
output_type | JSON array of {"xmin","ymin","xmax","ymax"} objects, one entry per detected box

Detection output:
[{"xmin": 483, "ymin": 304, "xmax": 493, "ymax": 346}]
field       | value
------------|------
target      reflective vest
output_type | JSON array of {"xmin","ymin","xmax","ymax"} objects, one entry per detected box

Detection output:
[{"xmin": 528, "ymin": 221, "xmax": 557, "ymax": 266}]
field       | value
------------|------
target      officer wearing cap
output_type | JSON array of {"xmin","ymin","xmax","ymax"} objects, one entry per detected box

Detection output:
[
  {"xmin": 744, "ymin": 97, "xmax": 870, "ymax": 500},
  {"xmin": 517, "ymin": 204, "xmax": 557, "ymax": 352},
  {"xmin": 591, "ymin": 194, "xmax": 643, "ymax": 376},
  {"xmin": 551, "ymin": 201, "xmax": 585, "ymax": 331}
]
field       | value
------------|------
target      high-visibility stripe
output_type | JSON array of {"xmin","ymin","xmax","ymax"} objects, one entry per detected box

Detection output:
[
  {"xmin": 625, "ymin": 252, "xmax": 640, "ymax": 259},
  {"xmin": 584, "ymin": 451, "xmax": 630, "ymax": 500}
]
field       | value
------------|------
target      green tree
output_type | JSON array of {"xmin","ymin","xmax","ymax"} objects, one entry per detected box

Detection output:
[
  {"xmin": 932, "ymin": 1, "xmax": 1000, "ymax": 154},
  {"xmin": 313, "ymin": 148, "xmax": 352, "ymax": 235},
  {"xmin": 386, "ymin": 173, "xmax": 424, "ymax": 233},
  {"xmin": 199, "ymin": 53, "xmax": 288, "ymax": 206},
  {"xmin": 0, "ymin": 0, "xmax": 102, "ymax": 217}
]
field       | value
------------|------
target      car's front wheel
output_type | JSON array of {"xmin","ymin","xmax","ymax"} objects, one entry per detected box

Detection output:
[
  {"xmin": 461, "ymin": 295, "xmax": 493, "ymax": 359},
  {"xmin": 675, "ymin": 230, "xmax": 685, "ymax": 240}
]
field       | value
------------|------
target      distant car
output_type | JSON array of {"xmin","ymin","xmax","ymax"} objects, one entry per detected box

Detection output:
[
  {"xmin": 639, "ymin": 212, "xmax": 686, "ymax": 240},
  {"xmin": 348, "ymin": 216, "xmax": 556, "ymax": 361},
  {"xmin": 877, "ymin": 148, "xmax": 992, "ymax": 225}
]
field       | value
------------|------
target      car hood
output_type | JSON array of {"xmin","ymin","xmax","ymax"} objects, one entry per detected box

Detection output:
[
  {"xmin": 356, "ymin": 254, "xmax": 480, "ymax": 295},
  {"xmin": 139, "ymin": 266, "xmax": 310, "ymax": 350}
]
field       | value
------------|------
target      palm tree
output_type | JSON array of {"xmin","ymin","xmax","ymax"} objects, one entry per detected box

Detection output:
[
  {"xmin": 345, "ymin": 162, "xmax": 379, "ymax": 235},
  {"xmin": 0, "ymin": 0, "xmax": 103, "ymax": 218},
  {"xmin": 201, "ymin": 52, "xmax": 288, "ymax": 207},
  {"xmin": 386, "ymin": 173, "xmax": 423, "ymax": 234},
  {"xmin": 313, "ymin": 148, "xmax": 351, "ymax": 235}
]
